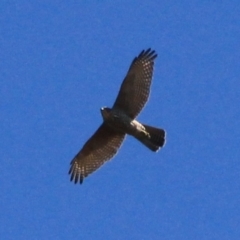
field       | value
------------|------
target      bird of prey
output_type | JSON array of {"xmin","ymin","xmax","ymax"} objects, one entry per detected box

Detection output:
[{"xmin": 69, "ymin": 48, "xmax": 166, "ymax": 184}]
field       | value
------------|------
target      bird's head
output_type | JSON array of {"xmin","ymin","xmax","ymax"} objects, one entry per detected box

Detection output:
[{"xmin": 100, "ymin": 107, "xmax": 111, "ymax": 120}]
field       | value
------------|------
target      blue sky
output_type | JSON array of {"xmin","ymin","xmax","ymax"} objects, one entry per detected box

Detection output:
[{"xmin": 1, "ymin": 1, "xmax": 240, "ymax": 239}]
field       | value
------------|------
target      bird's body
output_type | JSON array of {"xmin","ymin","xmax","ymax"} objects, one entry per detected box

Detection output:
[
  {"xmin": 69, "ymin": 49, "xmax": 166, "ymax": 184},
  {"xmin": 101, "ymin": 107, "xmax": 163, "ymax": 151},
  {"xmin": 101, "ymin": 107, "xmax": 142, "ymax": 136}
]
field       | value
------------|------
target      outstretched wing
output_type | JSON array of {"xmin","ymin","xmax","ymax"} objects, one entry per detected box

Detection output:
[
  {"xmin": 69, "ymin": 123, "xmax": 125, "ymax": 184},
  {"xmin": 112, "ymin": 49, "xmax": 157, "ymax": 119}
]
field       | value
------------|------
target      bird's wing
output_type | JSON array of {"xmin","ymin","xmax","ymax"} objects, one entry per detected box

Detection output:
[
  {"xmin": 69, "ymin": 123, "xmax": 125, "ymax": 184},
  {"xmin": 112, "ymin": 49, "xmax": 157, "ymax": 119}
]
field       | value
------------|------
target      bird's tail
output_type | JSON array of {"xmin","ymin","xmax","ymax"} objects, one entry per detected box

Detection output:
[{"xmin": 135, "ymin": 124, "xmax": 166, "ymax": 152}]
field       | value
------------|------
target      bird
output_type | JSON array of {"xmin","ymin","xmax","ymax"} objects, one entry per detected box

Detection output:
[{"xmin": 69, "ymin": 48, "xmax": 166, "ymax": 184}]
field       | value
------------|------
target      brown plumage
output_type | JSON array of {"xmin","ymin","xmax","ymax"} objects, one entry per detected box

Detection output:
[{"xmin": 69, "ymin": 49, "xmax": 166, "ymax": 184}]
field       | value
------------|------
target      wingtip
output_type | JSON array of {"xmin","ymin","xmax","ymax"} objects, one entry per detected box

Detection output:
[
  {"xmin": 145, "ymin": 48, "xmax": 152, "ymax": 54},
  {"xmin": 70, "ymin": 173, "xmax": 74, "ymax": 182},
  {"xmin": 69, "ymin": 170, "xmax": 84, "ymax": 184},
  {"xmin": 80, "ymin": 175, "xmax": 84, "ymax": 184},
  {"xmin": 138, "ymin": 48, "xmax": 157, "ymax": 60}
]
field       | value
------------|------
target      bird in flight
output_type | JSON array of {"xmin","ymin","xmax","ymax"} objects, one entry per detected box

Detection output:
[{"xmin": 69, "ymin": 48, "xmax": 166, "ymax": 184}]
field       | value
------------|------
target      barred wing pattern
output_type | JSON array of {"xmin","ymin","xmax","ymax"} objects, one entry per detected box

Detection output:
[
  {"xmin": 112, "ymin": 49, "xmax": 157, "ymax": 119},
  {"xmin": 69, "ymin": 123, "xmax": 126, "ymax": 184}
]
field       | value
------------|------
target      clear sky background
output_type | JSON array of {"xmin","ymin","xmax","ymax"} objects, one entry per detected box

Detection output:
[{"xmin": 1, "ymin": 1, "xmax": 240, "ymax": 239}]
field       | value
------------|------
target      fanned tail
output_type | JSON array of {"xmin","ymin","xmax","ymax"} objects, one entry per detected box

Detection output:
[{"xmin": 135, "ymin": 124, "xmax": 166, "ymax": 152}]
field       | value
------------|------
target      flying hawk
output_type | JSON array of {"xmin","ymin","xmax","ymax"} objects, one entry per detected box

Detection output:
[{"xmin": 69, "ymin": 49, "xmax": 166, "ymax": 184}]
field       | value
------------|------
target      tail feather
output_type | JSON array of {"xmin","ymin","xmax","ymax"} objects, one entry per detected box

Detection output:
[{"xmin": 135, "ymin": 124, "xmax": 166, "ymax": 152}]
